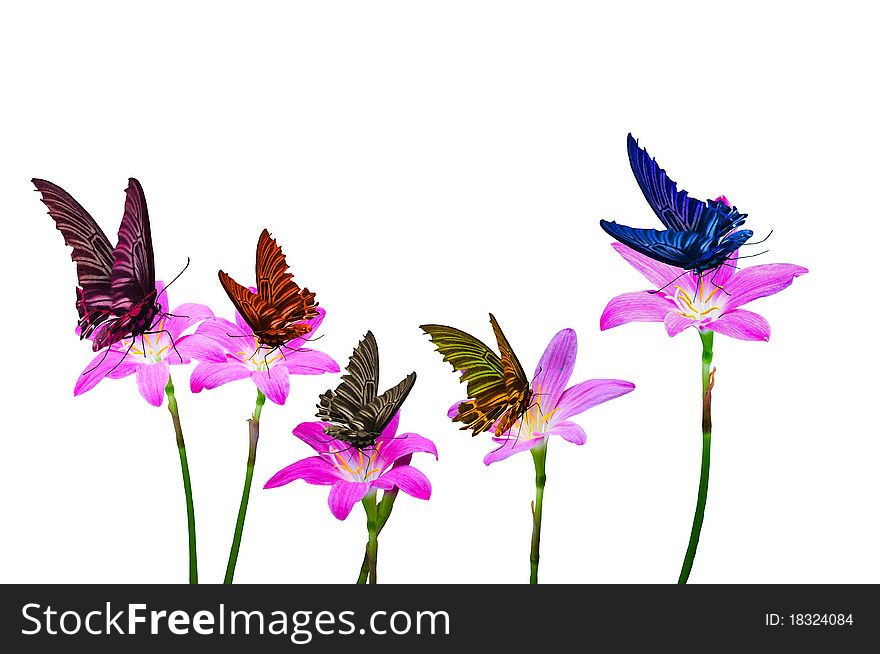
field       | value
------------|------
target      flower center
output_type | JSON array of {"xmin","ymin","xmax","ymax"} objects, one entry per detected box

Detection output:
[
  {"xmin": 672, "ymin": 279, "xmax": 724, "ymax": 323},
  {"xmin": 326, "ymin": 442, "xmax": 385, "ymax": 482},
  {"xmin": 236, "ymin": 336, "xmax": 284, "ymax": 371},
  {"xmin": 512, "ymin": 392, "xmax": 558, "ymax": 439},
  {"xmin": 128, "ymin": 320, "xmax": 172, "ymax": 363}
]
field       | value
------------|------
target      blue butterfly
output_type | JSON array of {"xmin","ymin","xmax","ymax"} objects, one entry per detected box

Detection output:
[{"xmin": 600, "ymin": 134, "xmax": 753, "ymax": 276}]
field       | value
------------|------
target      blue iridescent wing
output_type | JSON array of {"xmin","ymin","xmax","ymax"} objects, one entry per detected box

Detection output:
[
  {"xmin": 600, "ymin": 220, "xmax": 702, "ymax": 268},
  {"xmin": 627, "ymin": 133, "xmax": 707, "ymax": 231}
]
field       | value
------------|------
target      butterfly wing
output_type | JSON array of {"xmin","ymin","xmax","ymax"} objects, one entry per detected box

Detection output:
[
  {"xmin": 421, "ymin": 317, "xmax": 530, "ymax": 436},
  {"xmin": 627, "ymin": 133, "xmax": 707, "ymax": 232},
  {"xmin": 360, "ymin": 372, "xmax": 417, "ymax": 436},
  {"xmin": 110, "ymin": 178, "xmax": 156, "ymax": 312},
  {"xmin": 318, "ymin": 331, "xmax": 415, "ymax": 448},
  {"xmin": 599, "ymin": 220, "xmax": 703, "ymax": 269},
  {"xmin": 218, "ymin": 270, "xmax": 277, "ymax": 334},
  {"xmin": 255, "ymin": 229, "xmax": 318, "ymax": 338},
  {"xmin": 32, "ymin": 178, "xmax": 116, "ymax": 335},
  {"xmin": 487, "ymin": 313, "xmax": 532, "ymax": 435}
]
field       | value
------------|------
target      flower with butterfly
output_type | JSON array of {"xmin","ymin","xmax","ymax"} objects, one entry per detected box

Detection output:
[
  {"xmin": 266, "ymin": 331, "xmax": 435, "ymax": 584},
  {"xmin": 598, "ymin": 135, "xmax": 807, "ymax": 583},
  {"xmin": 422, "ymin": 314, "xmax": 635, "ymax": 583},
  {"xmin": 182, "ymin": 228, "xmax": 339, "ymax": 583},
  {"xmin": 34, "ymin": 177, "xmax": 208, "ymax": 583}
]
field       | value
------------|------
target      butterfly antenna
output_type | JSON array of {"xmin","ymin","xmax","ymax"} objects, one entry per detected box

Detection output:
[
  {"xmin": 732, "ymin": 249, "xmax": 770, "ymax": 261},
  {"xmin": 155, "ymin": 257, "xmax": 191, "ymax": 303},
  {"xmin": 741, "ymin": 229, "xmax": 773, "ymax": 246},
  {"xmin": 649, "ymin": 268, "xmax": 692, "ymax": 295}
]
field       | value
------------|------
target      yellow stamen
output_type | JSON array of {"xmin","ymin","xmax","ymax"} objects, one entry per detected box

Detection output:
[{"xmin": 699, "ymin": 306, "xmax": 721, "ymax": 316}]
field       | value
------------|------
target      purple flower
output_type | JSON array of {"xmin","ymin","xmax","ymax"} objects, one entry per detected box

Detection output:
[
  {"xmin": 186, "ymin": 306, "xmax": 339, "ymax": 405},
  {"xmin": 73, "ymin": 282, "xmax": 214, "ymax": 406},
  {"xmin": 600, "ymin": 243, "xmax": 809, "ymax": 341},
  {"xmin": 264, "ymin": 413, "xmax": 437, "ymax": 520},
  {"xmin": 450, "ymin": 329, "xmax": 635, "ymax": 465}
]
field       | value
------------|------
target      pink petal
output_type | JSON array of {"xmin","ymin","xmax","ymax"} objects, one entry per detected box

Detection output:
[
  {"xmin": 711, "ymin": 249, "xmax": 738, "ymax": 288},
  {"xmin": 293, "ymin": 421, "xmax": 340, "ymax": 454},
  {"xmin": 377, "ymin": 432, "xmax": 438, "ymax": 469},
  {"xmin": 723, "ymin": 264, "xmax": 809, "ymax": 311},
  {"xmin": 532, "ymin": 328, "xmax": 576, "ymax": 409},
  {"xmin": 264, "ymin": 456, "xmax": 342, "ymax": 488},
  {"xmin": 154, "ymin": 281, "xmax": 169, "ymax": 316},
  {"xmin": 611, "ymin": 242, "xmax": 693, "ymax": 289},
  {"xmin": 162, "ymin": 303, "xmax": 215, "ymax": 338},
  {"xmin": 664, "ymin": 312, "xmax": 696, "ymax": 337},
  {"xmin": 556, "ymin": 379, "xmax": 636, "ymax": 421},
  {"xmin": 538, "ymin": 419, "xmax": 587, "ymax": 445},
  {"xmin": 327, "ymin": 481, "xmax": 371, "ymax": 520},
  {"xmin": 189, "ymin": 361, "xmax": 252, "ymax": 393},
  {"xmin": 483, "ymin": 436, "xmax": 545, "ymax": 466},
  {"xmin": 379, "ymin": 412, "xmax": 400, "ymax": 441},
  {"xmin": 280, "ymin": 349, "xmax": 340, "ymax": 375},
  {"xmin": 135, "ymin": 363, "xmax": 170, "ymax": 407},
  {"xmin": 195, "ymin": 318, "xmax": 251, "ymax": 353},
  {"xmin": 73, "ymin": 348, "xmax": 135, "ymax": 396},
  {"xmin": 600, "ymin": 291, "xmax": 676, "ymax": 330},
  {"xmin": 372, "ymin": 465, "xmax": 432, "ymax": 500},
  {"xmin": 709, "ymin": 309, "xmax": 771, "ymax": 341},
  {"xmin": 174, "ymin": 334, "xmax": 228, "ymax": 364},
  {"xmin": 447, "ymin": 401, "xmax": 463, "ymax": 419},
  {"xmin": 252, "ymin": 369, "xmax": 291, "ymax": 405}
]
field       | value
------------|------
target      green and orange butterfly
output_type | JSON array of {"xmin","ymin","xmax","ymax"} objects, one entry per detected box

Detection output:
[{"xmin": 420, "ymin": 314, "xmax": 532, "ymax": 437}]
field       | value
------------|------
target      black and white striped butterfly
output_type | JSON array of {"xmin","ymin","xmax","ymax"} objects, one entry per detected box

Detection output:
[{"xmin": 317, "ymin": 331, "xmax": 416, "ymax": 450}]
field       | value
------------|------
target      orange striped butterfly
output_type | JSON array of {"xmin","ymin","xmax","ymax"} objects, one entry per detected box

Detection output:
[
  {"xmin": 218, "ymin": 229, "xmax": 318, "ymax": 348},
  {"xmin": 421, "ymin": 314, "xmax": 532, "ymax": 436}
]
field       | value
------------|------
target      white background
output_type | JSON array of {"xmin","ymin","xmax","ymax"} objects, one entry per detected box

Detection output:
[{"xmin": 1, "ymin": 1, "xmax": 877, "ymax": 584}]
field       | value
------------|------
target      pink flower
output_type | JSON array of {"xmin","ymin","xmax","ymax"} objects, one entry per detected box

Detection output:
[
  {"xmin": 600, "ymin": 243, "xmax": 809, "ymax": 341},
  {"xmin": 264, "ymin": 413, "xmax": 437, "ymax": 520},
  {"xmin": 450, "ymin": 329, "xmax": 635, "ymax": 465},
  {"xmin": 186, "ymin": 306, "xmax": 339, "ymax": 405},
  {"xmin": 73, "ymin": 282, "xmax": 214, "ymax": 406}
]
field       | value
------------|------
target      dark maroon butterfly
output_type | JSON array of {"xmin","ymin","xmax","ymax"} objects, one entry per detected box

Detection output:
[{"xmin": 33, "ymin": 178, "xmax": 163, "ymax": 351}]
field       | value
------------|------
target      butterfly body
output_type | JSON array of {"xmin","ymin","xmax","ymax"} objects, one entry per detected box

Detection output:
[
  {"xmin": 317, "ymin": 331, "xmax": 416, "ymax": 450},
  {"xmin": 600, "ymin": 135, "xmax": 753, "ymax": 275},
  {"xmin": 33, "ymin": 178, "xmax": 162, "ymax": 351},
  {"xmin": 218, "ymin": 229, "xmax": 318, "ymax": 348},
  {"xmin": 421, "ymin": 314, "xmax": 532, "ymax": 437}
]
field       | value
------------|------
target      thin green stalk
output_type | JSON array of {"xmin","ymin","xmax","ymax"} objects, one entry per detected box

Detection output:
[
  {"xmin": 679, "ymin": 329, "xmax": 714, "ymax": 584},
  {"xmin": 362, "ymin": 490, "xmax": 379, "ymax": 584},
  {"xmin": 224, "ymin": 390, "xmax": 266, "ymax": 584},
  {"xmin": 165, "ymin": 376, "xmax": 198, "ymax": 584},
  {"xmin": 530, "ymin": 440, "xmax": 548, "ymax": 584},
  {"xmin": 356, "ymin": 487, "xmax": 398, "ymax": 583}
]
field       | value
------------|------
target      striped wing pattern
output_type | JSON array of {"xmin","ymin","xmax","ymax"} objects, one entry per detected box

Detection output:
[
  {"xmin": 421, "ymin": 315, "xmax": 532, "ymax": 436},
  {"xmin": 32, "ymin": 178, "xmax": 115, "ymax": 329},
  {"xmin": 110, "ymin": 178, "xmax": 156, "ymax": 311},
  {"xmin": 627, "ymin": 133, "xmax": 706, "ymax": 231},
  {"xmin": 317, "ymin": 331, "xmax": 416, "ymax": 448},
  {"xmin": 218, "ymin": 229, "xmax": 319, "ymax": 348}
]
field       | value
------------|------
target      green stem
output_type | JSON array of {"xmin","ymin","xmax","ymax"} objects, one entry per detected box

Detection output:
[
  {"xmin": 362, "ymin": 490, "xmax": 379, "ymax": 584},
  {"xmin": 679, "ymin": 329, "xmax": 714, "ymax": 584},
  {"xmin": 165, "ymin": 377, "xmax": 198, "ymax": 584},
  {"xmin": 356, "ymin": 487, "xmax": 398, "ymax": 583},
  {"xmin": 224, "ymin": 390, "xmax": 266, "ymax": 584},
  {"xmin": 530, "ymin": 440, "xmax": 548, "ymax": 584}
]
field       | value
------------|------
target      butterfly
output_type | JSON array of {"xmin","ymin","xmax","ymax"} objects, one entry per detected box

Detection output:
[
  {"xmin": 599, "ymin": 134, "xmax": 753, "ymax": 276},
  {"xmin": 33, "ymin": 178, "xmax": 163, "ymax": 351},
  {"xmin": 218, "ymin": 229, "xmax": 319, "ymax": 348},
  {"xmin": 421, "ymin": 314, "xmax": 532, "ymax": 437},
  {"xmin": 317, "ymin": 331, "xmax": 417, "ymax": 450}
]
